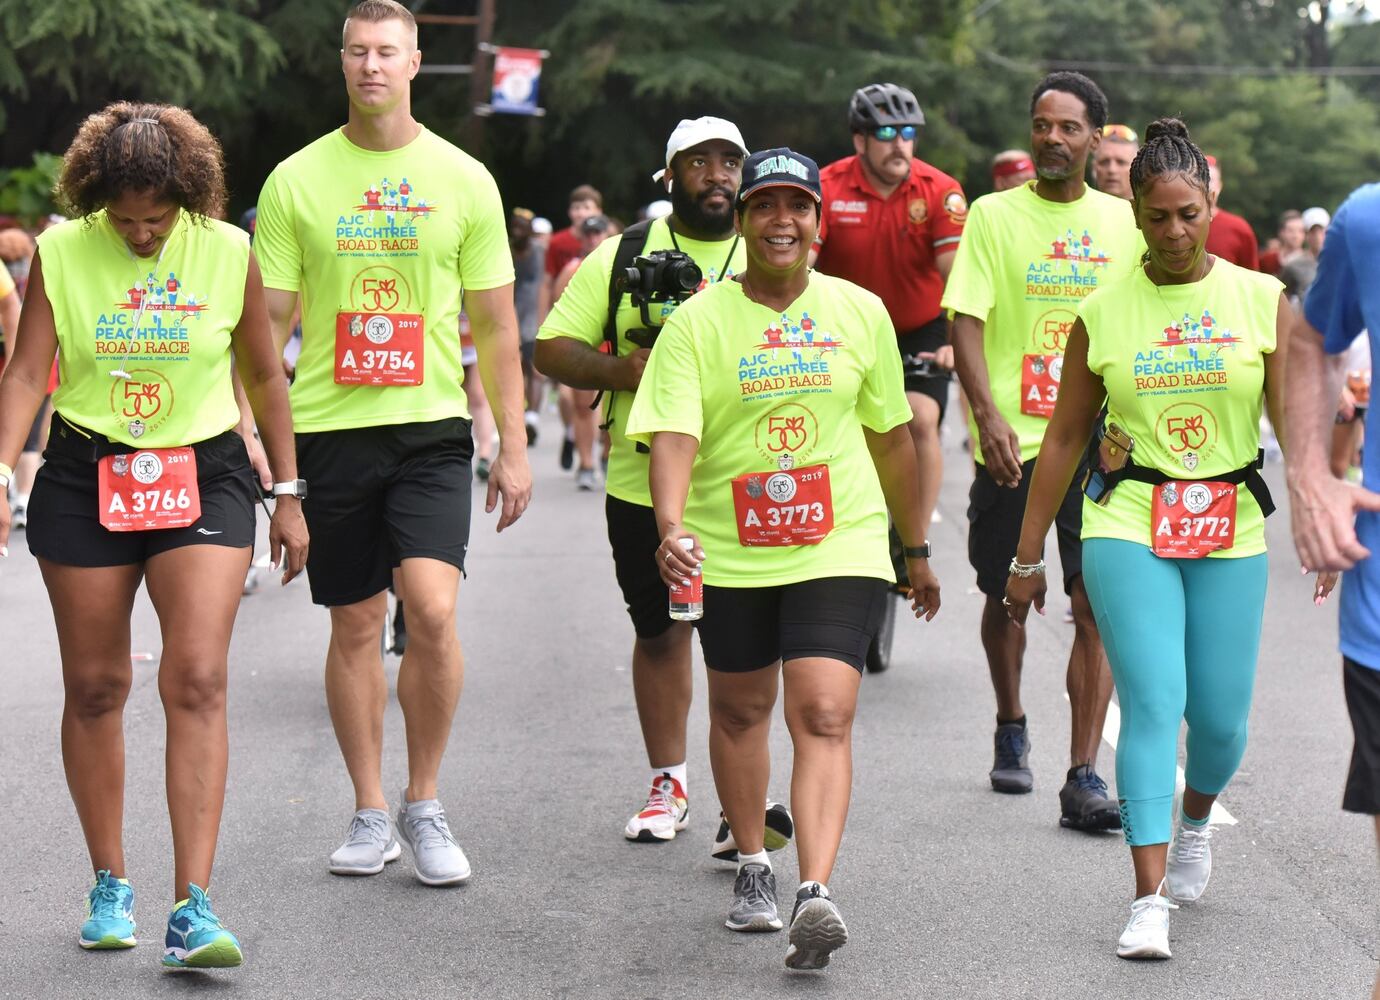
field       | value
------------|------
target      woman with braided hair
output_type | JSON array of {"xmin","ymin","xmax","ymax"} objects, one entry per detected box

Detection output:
[
  {"xmin": 0, "ymin": 102, "xmax": 307, "ymax": 968},
  {"xmin": 1002, "ymin": 117, "xmax": 1334, "ymax": 959}
]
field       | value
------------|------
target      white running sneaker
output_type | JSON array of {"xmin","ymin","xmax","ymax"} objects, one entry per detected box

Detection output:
[
  {"xmin": 1116, "ymin": 889, "xmax": 1177, "ymax": 960},
  {"xmin": 1165, "ymin": 820, "xmax": 1214, "ymax": 903},
  {"xmin": 623, "ymin": 773, "xmax": 688, "ymax": 842}
]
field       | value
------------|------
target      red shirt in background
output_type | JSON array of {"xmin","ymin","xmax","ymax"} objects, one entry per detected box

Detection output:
[
  {"xmin": 544, "ymin": 226, "xmax": 581, "ymax": 279},
  {"xmin": 1205, "ymin": 208, "xmax": 1260, "ymax": 271},
  {"xmin": 813, "ymin": 155, "xmax": 966, "ymax": 333}
]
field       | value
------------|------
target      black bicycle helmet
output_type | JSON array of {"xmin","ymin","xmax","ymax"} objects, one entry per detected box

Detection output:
[{"xmin": 848, "ymin": 83, "xmax": 924, "ymax": 132}]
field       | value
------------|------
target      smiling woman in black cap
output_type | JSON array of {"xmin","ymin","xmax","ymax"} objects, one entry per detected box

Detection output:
[{"xmin": 627, "ymin": 147, "xmax": 941, "ymax": 971}]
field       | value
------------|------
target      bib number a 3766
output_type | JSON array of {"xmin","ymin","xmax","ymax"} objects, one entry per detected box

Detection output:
[
  {"xmin": 335, "ymin": 311, "xmax": 424, "ymax": 386},
  {"xmin": 1151, "ymin": 480, "xmax": 1237, "ymax": 558},
  {"xmin": 97, "ymin": 448, "xmax": 201, "ymax": 532}
]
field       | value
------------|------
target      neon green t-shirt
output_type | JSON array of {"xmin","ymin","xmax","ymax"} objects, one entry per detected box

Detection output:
[
  {"xmin": 941, "ymin": 181, "xmax": 1142, "ymax": 464},
  {"xmin": 255, "ymin": 126, "xmax": 514, "ymax": 433},
  {"xmin": 1080, "ymin": 259, "xmax": 1283, "ymax": 556},
  {"xmin": 37, "ymin": 211, "xmax": 245, "ymax": 447},
  {"xmin": 625, "ymin": 274, "xmax": 911, "ymax": 587},
  {"xmin": 537, "ymin": 219, "xmax": 746, "ymax": 507}
]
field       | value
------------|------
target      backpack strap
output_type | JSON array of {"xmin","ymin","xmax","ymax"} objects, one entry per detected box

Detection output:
[{"xmin": 593, "ymin": 218, "xmax": 656, "ymax": 426}]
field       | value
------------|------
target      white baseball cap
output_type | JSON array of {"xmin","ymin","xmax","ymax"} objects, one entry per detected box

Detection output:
[
  {"xmin": 1302, "ymin": 206, "xmax": 1330, "ymax": 231},
  {"xmin": 644, "ymin": 199, "xmax": 672, "ymax": 220},
  {"xmin": 531, "ymin": 216, "xmax": 553, "ymax": 235},
  {"xmin": 652, "ymin": 116, "xmax": 748, "ymax": 184}
]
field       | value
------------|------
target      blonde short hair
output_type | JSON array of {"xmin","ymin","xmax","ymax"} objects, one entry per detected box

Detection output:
[{"xmin": 342, "ymin": 0, "xmax": 418, "ymax": 48}]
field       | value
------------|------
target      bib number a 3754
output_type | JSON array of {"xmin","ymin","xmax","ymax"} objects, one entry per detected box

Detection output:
[
  {"xmin": 731, "ymin": 464, "xmax": 834, "ymax": 546},
  {"xmin": 1021, "ymin": 353, "xmax": 1061, "ymax": 418},
  {"xmin": 1151, "ymin": 480, "xmax": 1237, "ymax": 558},
  {"xmin": 335, "ymin": 312, "xmax": 424, "ymax": 386},
  {"xmin": 97, "ymin": 448, "xmax": 201, "ymax": 532}
]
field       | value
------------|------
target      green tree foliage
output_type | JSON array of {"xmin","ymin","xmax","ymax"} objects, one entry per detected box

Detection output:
[{"xmin": 0, "ymin": 151, "xmax": 60, "ymax": 224}]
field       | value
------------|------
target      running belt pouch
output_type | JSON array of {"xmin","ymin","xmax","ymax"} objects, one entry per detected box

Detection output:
[
  {"xmin": 1102, "ymin": 448, "xmax": 1275, "ymax": 518},
  {"xmin": 594, "ymin": 219, "xmax": 656, "ymax": 436}
]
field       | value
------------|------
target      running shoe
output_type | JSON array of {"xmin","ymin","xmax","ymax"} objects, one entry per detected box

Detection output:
[
  {"xmin": 396, "ymin": 794, "xmax": 471, "ymax": 886},
  {"xmin": 389, "ymin": 601, "xmax": 408, "ymax": 656},
  {"xmin": 11, "ymin": 501, "xmax": 26, "ymax": 530},
  {"xmin": 161, "ymin": 884, "xmax": 242, "ymax": 969},
  {"xmin": 1116, "ymin": 887, "xmax": 1176, "ymax": 960},
  {"xmin": 575, "ymin": 467, "xmax": 597, "ymax": 491},
  {"xmin": 711, "ymin": 802, "xmax": 795, "ymax": 863},
  {"xmin": 784, "ymin": 884, "xmax": 848, "ymax": 970},
  {"xmin": 79, "ymin": 869, "xmax": 136, "ymax": 950},
  {"xmin": 1165, "ymin": 819, "xmax": 1214, "ymax": 903},
  {"xmin": 990, "ymin": 721, "xmax": 1033, "ymax": 794},
  {"xmin": 475, "ymin": 456, "xmax": 491, "ymax": 482},
  {"xmin": 328, "ymin": 807, "xmax": 402, "ymax": 876},
  {"xmin": 560, "ymin": 436, "xmax": 575, "ymax": 471},
  {"xmin": 525, "ymin": 412, "xmax": 539, "ymax": 447},
  {"xmin": 623, "ymin": 773, "xmax": 689, "ymax": 842},
  {"xmin": 725, "ymin": 863, "xmax": 782, "ymax": 932},
  {"xmin": 1058, "ymin": 764, "xmax": 1121, "ymax": 831}
]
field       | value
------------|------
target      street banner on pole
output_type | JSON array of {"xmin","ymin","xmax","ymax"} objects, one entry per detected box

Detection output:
[{"xmin": 488, "ymin": 46, "xmax": 547, "ymax": 116}]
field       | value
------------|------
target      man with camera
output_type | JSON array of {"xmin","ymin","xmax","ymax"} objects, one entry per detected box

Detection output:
[{"xmin": 537, "ymin": 118, "xmax": 792, "ymax": 856}]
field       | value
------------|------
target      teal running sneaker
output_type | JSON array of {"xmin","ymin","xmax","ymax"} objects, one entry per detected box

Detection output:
[
  {"xmin": 161, "ymin": 884, "xmax": 242, "ymax": 969},
  {"xmin": 79, "ymin": 869, "xmax": 136, "ymax": 949}
]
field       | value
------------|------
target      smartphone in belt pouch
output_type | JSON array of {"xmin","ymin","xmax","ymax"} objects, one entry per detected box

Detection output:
[{"xmin": 1084, "ymin": 420, "xmax": 1134, "ymax": 506}]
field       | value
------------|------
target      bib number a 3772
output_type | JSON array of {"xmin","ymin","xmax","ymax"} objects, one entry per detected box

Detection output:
[
  {"xmin": 731, "ymin": 464, "xmax": 834, "ymax": 546},
  {"xmin": 1021, "ymin": 353, "xmax": 1062, "ymax": 418},
  {"xmin": 97, "ymin": 448, "xmax": 201, "ymax": 532},
  {"xmin": 1151, "ymin": 480, "xmax": 1237, "ymax": 558},
  {"xmin": 335, "ymin": 312, "xmax": 424, "ymax": 386}
]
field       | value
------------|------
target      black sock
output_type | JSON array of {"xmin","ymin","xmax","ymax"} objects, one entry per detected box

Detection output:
[{"xmin": 996, "ymin": 714, "xmax": 1027, "ymax": 728}]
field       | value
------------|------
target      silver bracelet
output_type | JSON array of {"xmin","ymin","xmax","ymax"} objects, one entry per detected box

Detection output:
[{"xmin": 1008, "ymin": 557, "xmax": 1047, "ymax": 578}]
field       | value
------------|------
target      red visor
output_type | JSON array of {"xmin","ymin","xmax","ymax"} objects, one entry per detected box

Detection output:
[{"xmin": 992, "ymin": 157, "xmax": 1034, "ymax": 180}]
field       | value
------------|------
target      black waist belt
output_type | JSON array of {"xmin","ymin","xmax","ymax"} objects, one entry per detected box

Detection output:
[
  {"xmin": 1116, "ymin": 449, "xmax": 1275, "ymax": 518},
  {"xmin": 46, "ymin": 413, "xmax": 231, "ymax": 464}
]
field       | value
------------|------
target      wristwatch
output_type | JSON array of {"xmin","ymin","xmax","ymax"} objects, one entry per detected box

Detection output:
[
  {"xmin": 271, "ymin": 479, "xmax": 309, "ymax": 499},
  {"xmin": 902, "ymin": 542, "xmax": 932, "ymax": 558}
]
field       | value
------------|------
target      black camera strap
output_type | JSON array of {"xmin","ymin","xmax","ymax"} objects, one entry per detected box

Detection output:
[{"xmin": 667, "ymin": 228, "xmax": 739, "ymax": 291}]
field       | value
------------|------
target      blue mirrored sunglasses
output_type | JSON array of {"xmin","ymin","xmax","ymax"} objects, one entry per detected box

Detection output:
[{"xmin": 872, "ymin": 125, "xmax": 917, "ymax": 142}]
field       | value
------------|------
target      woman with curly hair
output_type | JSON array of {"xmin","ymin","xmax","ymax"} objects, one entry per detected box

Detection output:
[{"xmin": 0, "ymin": 102, "xmax": 307, "ymax": 969}]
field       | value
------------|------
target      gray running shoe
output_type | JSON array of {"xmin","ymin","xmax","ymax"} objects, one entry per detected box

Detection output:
[
  {"xmin": 328, "ymin": 808, "xmax": 402, "ymax": 876},
  {"xmin": 396, "ymin": 794, "xmax": 471, "ymax": 886},
  {"xmin": 1165, "ymin": 819, "xmax": 1214, "ymax": 903},
  {"xmin": 785, "ymin": 884, "xmax": 848, "ymax": 970},
  {"xmin": 990, "ymin": 721, "xmax": 1033, "ymax": 794},
  {"xmin": 725, "ymin": 863, "xmax": 782, "ymax": 932}
]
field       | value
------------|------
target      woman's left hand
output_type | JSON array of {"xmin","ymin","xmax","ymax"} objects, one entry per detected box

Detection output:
[
  {"xmin": 268, "ymin": 497, "xmax": 309, "ymax": 585},
  {"xmin": 905, "ymin": 556, "xmax": 941, "ymax": 621},
  {"xmin": 1314, "ymin": 570, "xmax": 1340, "ymax": 606}
]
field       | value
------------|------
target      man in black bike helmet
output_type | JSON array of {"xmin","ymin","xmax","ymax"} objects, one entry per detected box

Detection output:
[{"xmin": 813, "ymin": 82, "xmax": 967, "ymax": 563}]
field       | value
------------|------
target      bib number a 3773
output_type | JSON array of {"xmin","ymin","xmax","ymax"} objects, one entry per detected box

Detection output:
[
  {"xmin": 1151, "ymin": 480, "xmax": 1237, "ymax": 558},
  {"xmin": 731, "ymin": 464, "xmax": 834, "ymax": 546},
  {"xmin": 335, "ymin": 312, "xmax": 424, "ymax": 386},
  {"xmin": 97, "ymin": 448, "xmax": 201, "ymax": 532},
  {"xmin": 1021, "ymin": 353, "xmax": 1062, "ymax": 418}
]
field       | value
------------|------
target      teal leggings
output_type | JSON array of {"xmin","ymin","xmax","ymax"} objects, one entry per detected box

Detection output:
[{"xmin": 1082, "ymin": 538, "xmax": 1268, "ymax": 847}]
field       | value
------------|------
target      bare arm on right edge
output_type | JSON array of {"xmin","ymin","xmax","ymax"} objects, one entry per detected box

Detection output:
[
  {"xmin": 951, "ymin": 312, "xmax": 1023, "ymax": 486},
  {"xmin": 264, "ymin": 288, "xmax": 300, "ymax": 360},
  {"xmin": 533, "ymin": 336, "xmax": 648, "ymax": 393}
]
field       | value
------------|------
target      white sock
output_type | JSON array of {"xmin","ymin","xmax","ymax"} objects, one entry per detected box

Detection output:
[
  {"xmin": 798, "ymin": 880, "xmax": 828, "ymax": 897},
  {"xmin": 653, "ymin": 762, "xmax": 687, "ymax": 791},
  {"xmin": 737, "ymin": 850, "xmax": 770, "ymax": 871}
]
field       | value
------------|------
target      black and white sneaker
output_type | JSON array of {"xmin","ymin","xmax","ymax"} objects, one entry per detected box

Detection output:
[
  {"xmin": 725, "ymin": 863, "xmax": 782, "ymax": 932},
  {"xmin": 711, "ymin": 802, "xmax": 794, "ymax": 863},
  {"xmin": 785, "ymin": 883, "xmax": 848, "ymax": 970}
]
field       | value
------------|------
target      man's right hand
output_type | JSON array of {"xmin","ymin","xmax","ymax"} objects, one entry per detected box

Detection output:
[
  {"xmin": 1288, "ymin": 472, "xmax": 1380, "ymax": 572},
  {"xmin": 976, "ymin": 411, "xmax": 1024, "ymax": 487},
  {"xmin": 619, "ymin": 348, "xmax": 652, "ymax": 392}
]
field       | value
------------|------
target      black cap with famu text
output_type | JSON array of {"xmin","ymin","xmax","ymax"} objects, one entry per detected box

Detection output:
[{"xmin": 738, "ymin": 148, "xmax": 821, "ymax": 205}]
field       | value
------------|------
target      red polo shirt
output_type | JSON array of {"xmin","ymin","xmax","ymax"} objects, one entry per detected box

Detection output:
[
  {"xmin": 813, "ymin": 155, "xmax": 966, "ymax": 333},
  {"xmin": 545, "ymin": 225, "xmax": 581, "ymax": 278},
  {"xmin": 1205, "ymin": 208, "xmax": 1260, "ymax": 271}
]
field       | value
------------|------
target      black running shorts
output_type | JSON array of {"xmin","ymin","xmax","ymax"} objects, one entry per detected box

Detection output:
[
  {"xmin": 27, "ymin": 417, "xmax": 256, "ymax": 567},
  {"xmin": 295, "ymin": 418, "xmax": 473, "ymax": 607},
  {"xmin": 967, "ymin": 457, "xmax": 1085, "ymax": 597},
  {"xmin": 696, "ymin": 576, "xmax": 889, "ymax": 674},
  {"xmin": 1344, "ymin": 657, "xmax": 1380, "ymax": 814},
  {"xmin": 605, "ymin": 494, "xmax": 674, "ymax": 639},
  {"xmin": 897, "ymin": 315, "xmax": 952, "ymax": 421}
]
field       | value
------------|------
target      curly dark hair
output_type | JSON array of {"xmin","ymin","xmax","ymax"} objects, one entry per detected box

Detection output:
[
  {"xmin": 56, "ymin": 102, "xmax": 226, "ymax": 220},
  {"xmin": 1129, "ymin": 117, "xmax": 1210, "ymax": 200},
  {"xmin": 1030, "ymin": 71, "xmax": 1109, "ymax": 131}
]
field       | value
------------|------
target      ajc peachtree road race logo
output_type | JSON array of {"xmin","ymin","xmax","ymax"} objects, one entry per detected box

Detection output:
[
  {"xmin": 1155, "ymin": 400, "xmax": 1219, "ymax": 472},
  {"xmin": 1134, "ymin": 308, "xmax": 1240, "ymax": 398},
  {"xmin": 337, "ymin": 176, "xmax": 434, "ymax": 258},
  {"xmin": 753, "ymin": 401, "xmax": 819, "ymax": 467},
  {"xmin": 108, "ymin": 369, "xmax": 175, "ymax": 438},
  {"xmin": 1026, "ymin": 227, "xmax": 1114, "ymax": 302},
  {"xmin": 94, "ymin": 270, "xmax": 206, "ymax": 364},
  {"xmin": 738, "ymin": 311, "xmax": 841, "ymax": 402}
]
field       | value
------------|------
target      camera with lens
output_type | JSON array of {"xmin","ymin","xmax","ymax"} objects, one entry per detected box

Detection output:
[{"xmin": 618, "ymin": 250, "xmax": 703, "ymax": 348}]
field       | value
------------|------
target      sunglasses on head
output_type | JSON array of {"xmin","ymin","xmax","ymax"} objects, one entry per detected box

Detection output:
[
  {"xmin": 872, "ymin": 125, "xmax": 917, "ymax": 142},
  {"xmin": 1102, "ymin": 124, "xmax": 1138, "ymax": 143}
]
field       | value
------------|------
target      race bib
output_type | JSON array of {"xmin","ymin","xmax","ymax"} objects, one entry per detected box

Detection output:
[
  {"xmin": 98, "ymin": 448, "xmax": 200, "ymax": 532},
  {"xmin": 1151, "ymin": 480, "xmax": 1236, "ymax": 558},
  {"xmin": 731, "ymin": 464, "xmax": 834, "ymax": 547},
  {"xmin": 335, "ymin": 312, "xmax": 424, "ymax": 386},
  {"xmin": 1021, "ymin": 354, "xmax": 1061, "ymax": 418}
]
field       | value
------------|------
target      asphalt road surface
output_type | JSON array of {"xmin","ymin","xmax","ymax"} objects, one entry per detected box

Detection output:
[{"xmin": 1, "ymin": 409, "xmax": 1375, "ymax": 1000}]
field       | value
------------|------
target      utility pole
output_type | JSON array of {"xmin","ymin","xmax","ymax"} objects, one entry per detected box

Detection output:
[{"xmin": 411, "ymin": 0, "xmax": 496, "ymax": 152}]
